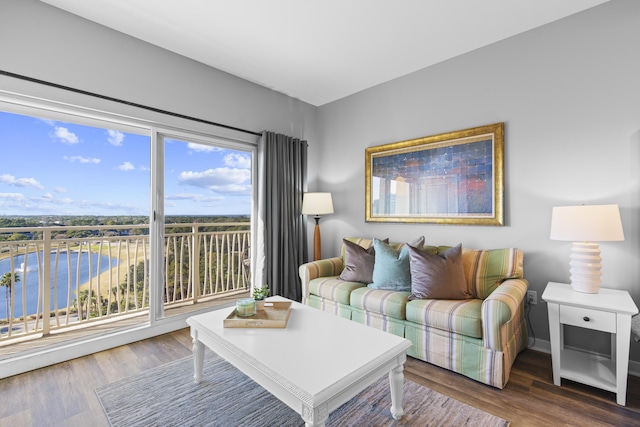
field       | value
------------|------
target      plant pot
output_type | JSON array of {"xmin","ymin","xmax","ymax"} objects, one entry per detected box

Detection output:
[{"xmin": 255, "ymin": 300, "xmax": 266, "ymax": 310}]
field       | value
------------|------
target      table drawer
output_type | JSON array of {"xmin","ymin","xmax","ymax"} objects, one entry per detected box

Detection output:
[{"xmin": 560, "ymin": 305, "xmax": 616, "ymax": 333}]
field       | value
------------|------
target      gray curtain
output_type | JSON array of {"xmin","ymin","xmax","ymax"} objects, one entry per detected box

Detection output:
[{"xmin": 255, "ymin": 131, "xmax": 308, "ymax": 301}]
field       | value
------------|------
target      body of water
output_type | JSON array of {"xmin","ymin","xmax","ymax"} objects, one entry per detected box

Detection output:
[{"xmin": 0, "ymin": 250, "xmax": 117, "ymax": 319}]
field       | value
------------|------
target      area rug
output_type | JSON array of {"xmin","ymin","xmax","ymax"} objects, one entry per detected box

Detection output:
[{"xmin": 96, "ymin": 350, "xmax": 509, "ymax": 427}]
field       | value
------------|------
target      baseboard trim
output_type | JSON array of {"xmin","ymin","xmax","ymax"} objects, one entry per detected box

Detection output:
[{"xmin": 528, "ymin": 337, "xmax": 640, "ymax": 377}]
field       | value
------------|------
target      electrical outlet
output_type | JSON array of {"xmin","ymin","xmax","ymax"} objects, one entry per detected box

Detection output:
[{"xmin": 526, "ymin": 290, "xmax": 537, "ymax": 305}]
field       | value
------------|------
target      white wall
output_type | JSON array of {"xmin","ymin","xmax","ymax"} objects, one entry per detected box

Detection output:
[{"xmin": 317, "ymin": 0, "xmax": 640, "ymax": 362}]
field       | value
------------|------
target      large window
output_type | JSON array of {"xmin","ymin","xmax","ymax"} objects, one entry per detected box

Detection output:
[{"xmin": 0, "ymin": 101, "xmax": 255, "ymax": 340}]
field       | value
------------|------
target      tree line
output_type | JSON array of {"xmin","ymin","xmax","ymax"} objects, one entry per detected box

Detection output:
[{"xmin": 0, "ymin": 215, "xmax": 250, "ymax": 241}]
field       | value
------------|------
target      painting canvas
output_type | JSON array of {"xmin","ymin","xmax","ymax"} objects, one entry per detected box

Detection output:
[{"xmin": 365, "ymin": 123, "xmax": 504, "ymax": 225}]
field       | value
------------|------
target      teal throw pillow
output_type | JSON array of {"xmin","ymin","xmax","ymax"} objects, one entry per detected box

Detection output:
[{"xmin": 369, "ymin": 236, "xmax": 425, "ymax": 291}]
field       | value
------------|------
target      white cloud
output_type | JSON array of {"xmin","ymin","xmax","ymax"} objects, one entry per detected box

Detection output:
[
  {"xmin": 2, "ymin": 193, "xmax": 144, "ymax": 216},
  {"xmin": 54, "ymin": 186, "xmax": 69, "ymax": 193},
  {"xmin": 118, "ymin": 161, "xmax": 135, "ymax": 171},
  {"xmin": 0, "ymin": 192, "xmax": 26, "ymax": 201},
  {"xmin": 107, "ymin": 130, "xmax": 125, "ymax": 146},
  {"xmin": 0, "ymin": 174, "xmax": 44, "ymax": 190},
  {"xmin": 178, "ymin": 167, "xmax": 251, "ymax": 193},
  {"xmin": 165, "ymin": 193, "xmax": 204, "ymax": 201},
  {"xmin": 38, "ymin": 118, "xmax": 57, "ymax": 126},
  {"xmin": 52, "ymin": 126, "xmax": 79, "ymax": 144},
  {"xmin": 215, "ymin": 184, "xmax": 250, "ymax": 192},
  {"xmin": 41, "ymin": 193, "xmax": 54, "ymax": 199},
  {"xmin": 187, "ymin": 142, "xmax": 220, "ymax": 153},
  {"xmin": 224, "ymin": 153, "xmax": 251, "ymax": 168},
  {"xmin": 165, "ymin": 193, "xmax": 224, "ymax": 202},
  {"xmin": 63, "ymin": 155, "xmax": 101, "ymax": 164}
]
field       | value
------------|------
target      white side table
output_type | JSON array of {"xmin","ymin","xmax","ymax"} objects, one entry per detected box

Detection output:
[{"xmin": 542, "ymin": 282, "xmax": 638, "ymax": 406}]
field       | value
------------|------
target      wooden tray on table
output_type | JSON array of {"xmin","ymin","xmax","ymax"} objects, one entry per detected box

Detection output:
[{"xmin": 223, "ymin": 301, "xmax": 292, "ymax": 328}]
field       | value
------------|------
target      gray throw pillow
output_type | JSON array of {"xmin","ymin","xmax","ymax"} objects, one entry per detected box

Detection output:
[
  {"xmin": 338, "ymin": 238, "xmax": 387, "ymax": 283},
  {"xmin": 408, "ymin": 244, "xmax": 472, "ymax": 300}
]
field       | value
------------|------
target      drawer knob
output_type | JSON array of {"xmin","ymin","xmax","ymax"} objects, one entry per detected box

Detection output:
[{"xmin": 583, "ymin": 316, "xmax": 590, "ymax": 322}]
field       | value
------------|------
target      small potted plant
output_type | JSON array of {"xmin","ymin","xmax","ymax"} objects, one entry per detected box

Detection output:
[{"xmin": 253, "ymin": 284, "xmax": 270, "ymax": 310}]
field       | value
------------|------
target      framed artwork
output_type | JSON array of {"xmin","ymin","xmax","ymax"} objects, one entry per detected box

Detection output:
[{"xmin": 365, "ymin": 122, "xmax": 504, "ymax": 225}]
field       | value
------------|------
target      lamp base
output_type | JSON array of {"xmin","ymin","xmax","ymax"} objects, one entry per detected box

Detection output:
[
  {"xmin": 313, "ymin": 216, "xmax": 322, "ymax": 261},
  {"xmin": 569, "ymin": 242, "xmax": 602, "ymax": 293}
]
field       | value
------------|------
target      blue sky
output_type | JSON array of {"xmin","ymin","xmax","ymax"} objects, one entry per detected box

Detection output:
[{"xmin": 0, "ymin": 111, "xmax": 252, "ymax": 217}]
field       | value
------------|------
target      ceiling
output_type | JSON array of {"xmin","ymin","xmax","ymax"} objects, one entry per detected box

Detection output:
[{"xmin": 40, "ymin": 0, "xmax": 609, "ymax": 106}]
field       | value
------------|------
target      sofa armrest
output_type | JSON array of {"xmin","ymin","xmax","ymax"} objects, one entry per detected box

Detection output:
[
  {"xmin": 298, "ymin": 257, "xmax": 343, "ymax": 304},
  {"xmin": 481, "ymin": 278, "xmax": 528, "ymax": 352}
]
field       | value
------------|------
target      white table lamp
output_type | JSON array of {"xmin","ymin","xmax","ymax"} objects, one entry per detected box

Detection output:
[
  {"xmin": 302, "ymin": 192, "xmax": 334, "ymax": 261},
  {"xmin": 550, "ymin": 204, "xmax": 624, "ymax": 293}
]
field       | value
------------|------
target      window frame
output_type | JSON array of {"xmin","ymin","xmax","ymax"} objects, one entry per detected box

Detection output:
[{"xmin": 0, "ymin": 89, "xmax": 258, "ymax": 327}]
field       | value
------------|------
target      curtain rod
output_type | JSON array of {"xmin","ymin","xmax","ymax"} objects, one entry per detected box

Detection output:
[{"xmin": 0, "ymin": 69, "xmax": 262, "ymax": 137}]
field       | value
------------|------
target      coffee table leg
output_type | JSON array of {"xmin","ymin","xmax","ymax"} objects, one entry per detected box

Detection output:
[
  {"xmin": 389, "ymin": 364, "xmax": 405, "ymax": 420},
  {"xmin": 192, "ymin": 336, "xmax": 204, "ymax": 384},
  {"xmin": 301, "ymin": 403, "xmax": 328, "ymax": 427}
]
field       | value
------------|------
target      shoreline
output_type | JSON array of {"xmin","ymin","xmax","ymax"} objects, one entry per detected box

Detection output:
[
  {"xmin": 1, "ymin": 245, "xmax": 147, "ymax": 321},
  {"xmin": 77, "ymin": 244, "xmax": 147, "ymax": 301}
]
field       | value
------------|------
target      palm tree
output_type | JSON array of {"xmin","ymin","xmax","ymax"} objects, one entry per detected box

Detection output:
[{"xmin": 1, "ymin": 272, "xmax": 20, "ymax": 321}]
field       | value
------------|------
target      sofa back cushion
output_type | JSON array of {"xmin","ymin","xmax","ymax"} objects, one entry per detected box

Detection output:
[
  {"xmin": 458, "ymin": 247, "xmax": 524, "ymax": 299},
  {"xmin": 341, "ymin": 237, "xmax": 376, "ymax": 260}
]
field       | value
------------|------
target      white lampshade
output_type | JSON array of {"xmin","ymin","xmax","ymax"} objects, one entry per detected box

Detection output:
[
  {"xmin": 301, "ymin": 192, "xmax": 334, "ymax": 216},
  {"xmin": 550, "ymin": 204, "xmax": 624, "ymax": 242},
  {"xmin": 550, "ymin": 204, "xmax": 624, "ymax": 294}
]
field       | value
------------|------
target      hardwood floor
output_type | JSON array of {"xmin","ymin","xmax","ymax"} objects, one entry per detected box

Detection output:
[{"xmin": 1, "ymin": 328, "xmax": 639, "ymax": 426}]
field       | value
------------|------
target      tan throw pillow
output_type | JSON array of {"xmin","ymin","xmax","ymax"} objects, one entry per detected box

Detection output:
[
  {"xmin": 339, "ymin": 238, "xmax": 388, "ymax": 284},
  {"xmin": 408, "ymin": 244, "xmax": 472, "ymax": 300}
]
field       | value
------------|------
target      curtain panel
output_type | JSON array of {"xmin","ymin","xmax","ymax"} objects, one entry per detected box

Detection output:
[{"xmin": 255, "ymin": 131, "xmax": 308, "ymax": 301}]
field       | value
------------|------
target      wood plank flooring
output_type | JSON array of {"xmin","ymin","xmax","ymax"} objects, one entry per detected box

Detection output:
[{"xmin": 1, "ymin": 328, "xmax": 639, "ymax": 426}]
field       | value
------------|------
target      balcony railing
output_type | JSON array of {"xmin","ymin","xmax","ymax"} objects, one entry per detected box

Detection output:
[{"xmin": 0, "ymin": 222, "xmax": 250, "ymax": 343}]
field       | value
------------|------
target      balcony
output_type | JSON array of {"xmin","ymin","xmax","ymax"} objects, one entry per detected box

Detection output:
[{"xmin": 0, "ymin": 222, "xmax": 251, "ymax": 355}]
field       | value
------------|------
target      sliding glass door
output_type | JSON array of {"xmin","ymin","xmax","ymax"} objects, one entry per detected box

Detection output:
[{"xmin": 0, "ymin": 105, "xmax": 255, "ymax": 343}]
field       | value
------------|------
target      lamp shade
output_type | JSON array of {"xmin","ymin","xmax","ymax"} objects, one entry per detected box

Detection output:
[
  {"xmin": 550, "ymin": 204, "xmax": 624, "ymax": 242},
  {"xmin": 301, "ymin": 192, "xmax": 334, "ymax": 216}
]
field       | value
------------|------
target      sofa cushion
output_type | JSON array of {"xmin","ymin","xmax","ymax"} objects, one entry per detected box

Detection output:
[
  {"xmin": 369, "ymin": 236, "xmax": 425, "ymax": 291},
  {"xmin": 408, "ymin": 244, "xmax": 472, "ymax": 300},
  {"xmin": 350, "ymin": 287, "xmax": 411, "ymax": 320},
  {"xmin": 406, "ymin": 298, "xmax": 483, "ymax": 339},
  {"xmin": 338, "ymin": 238, "xmax": 388, "ymax": 284},
  {"xmin": 460, "ymin": 248, "xmax": 524, "ymax": 299},
  {"xmin": 309, "ymin": 276, "xmax": 365, "ymax": 305}
]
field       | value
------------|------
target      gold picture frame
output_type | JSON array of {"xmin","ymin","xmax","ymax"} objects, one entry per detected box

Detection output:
[{"xmin": 365, "ymin": 122, "xmax": 504, "ymax": 225}]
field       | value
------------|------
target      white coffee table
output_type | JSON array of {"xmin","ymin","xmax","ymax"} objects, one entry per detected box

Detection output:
[{"xmin": 186, "ymin": 297, "xmax": 412, "ymax": 426}]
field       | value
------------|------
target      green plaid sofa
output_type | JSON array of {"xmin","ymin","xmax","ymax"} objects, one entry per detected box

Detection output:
[{"xmin": 298, "ymin": 237, "xmax": 528, "ymax": 389}]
